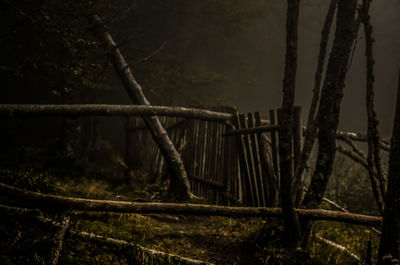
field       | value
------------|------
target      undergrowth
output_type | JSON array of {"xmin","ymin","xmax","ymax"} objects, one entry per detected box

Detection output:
[{"xmin": 0, "ymin": 162, "xmax": 381, "ymax": 264}]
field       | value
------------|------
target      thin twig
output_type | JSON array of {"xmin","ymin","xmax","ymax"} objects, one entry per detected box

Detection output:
[
  {"xmin": 130, "ymin": 41, "xmax": 167, "ymax": 69},
  {"xmin": 338, "ymin": 136, "xmax": 367, "ymax": 160}
]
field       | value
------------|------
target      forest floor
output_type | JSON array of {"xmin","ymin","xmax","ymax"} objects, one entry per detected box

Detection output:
[{"xmin": 0, "ymin": 168, "xmax": 380, "ymax": 265}]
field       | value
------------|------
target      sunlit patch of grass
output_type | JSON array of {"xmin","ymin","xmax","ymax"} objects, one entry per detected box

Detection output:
[{"xmin": 310, "ymin": 221, "xmax": 380, "ymax": 264}]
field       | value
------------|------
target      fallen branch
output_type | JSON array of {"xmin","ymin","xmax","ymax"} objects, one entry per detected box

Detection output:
[
  {"xmin": 338, "ymin": 136, "xmax": 367, "ymax": 160},
  {"xmin": 0, "ymin": 204, "xmax": 211, "ymax": 265},
  {"xmin": 336, "ymin": 144, "xmax": 369, "ymax": 169},
  {"xmin": 0, "ymin": 183, "xmax": 382, "ymax": 226},
  {"xmin": 322, "ymin": 197, "xmax": 348, "ymax": 213},
  {"xmin": 315, "ymin": 233, "xmax": 361, "ymax": 262},
  {"xmin": 49, "ymin": 216, "xmax": 70, "ymax": 265},
  {"xmin": 0, "ymin": 104, "xmax": 391, "ymax": 149},
  {"xmin": 0, "ymin": 104, "xmax": 233, "ymax": 123},
  {"xmin": 336, "ymin": 130, "xmax": 390, "ymax": 151},
  {"xmin": 321, "ymin": 196, "xmax": 381, "ymax": 235}
]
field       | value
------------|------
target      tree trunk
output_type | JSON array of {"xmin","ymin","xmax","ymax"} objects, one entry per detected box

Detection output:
[
  {"xmin": 294, "ymin": 0, "xmax": 337, "ymax": 206},
  {"xmin": 89, "ymin": 15, "xmax": 193, "ymax": 200},
  {"xmin": 301, "ymin": 0, "xmax": 358, "ymax": 233},
  {"xmin": 361, "ymin": 0, "xmax": 386, "ymax": 214},
  {"xmin": 378, "ymin": 71, "xmax": 400, "ymax": 264},
  {"xmin": 279, "ymin": 0, "xmax": 301, "ymax": 248}
]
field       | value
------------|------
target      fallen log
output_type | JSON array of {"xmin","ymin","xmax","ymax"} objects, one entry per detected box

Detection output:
[
  {"xmin": 0, "ymin": 183, "xmax": 382, "ymax": 226},
  {"xmin": 0, "ymin": 104, "xmax": 391, "ymax": 149},
  {"xmin": 0, "ymin": 204, "xmax": 212, "ymax": 265},
  {"xmin": 0, "ymin": 104, "xmax": 233, "ymax": 123}
]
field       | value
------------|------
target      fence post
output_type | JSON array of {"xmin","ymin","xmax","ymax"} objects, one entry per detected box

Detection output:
[{"xmin": 269, "ymin": 109, "xmax": 280, "ymax": 186}]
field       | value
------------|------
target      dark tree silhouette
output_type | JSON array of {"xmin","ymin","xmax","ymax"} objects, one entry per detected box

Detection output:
[
  {"xmin": 378, "ymin": 71, "xmax": 400, "ymax": 264},
  {"xmin": 301, "ymin": 0, "xmax": 358, "ymax": 236},
  {"xmin": 294, "ymin": 0, "xmax": 337, "ymax": 206},
  {"xmin": 278, "ymin": 0, "xmax": 301, "ymax": 248}
]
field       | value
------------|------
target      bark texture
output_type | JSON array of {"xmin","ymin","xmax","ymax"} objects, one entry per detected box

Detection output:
[
  {"xmin": 301, "ymin": 0, "xmax": 358, "ymax": 211},
  {"xmin": 278, "ymin": 0, "xmax": 301, "ymax": 248},
  {"xmin": 49, "ymin": 216, "xmax": 70, "ymax": 265},
  {"xmin": 0, "ymin": 104, "xmax": 233, "ymax": 122},
  {"xmin": 301, "ymin": 0, "xmax": 359, "ymax": 243},
  {"xmin": 361, "ymin": 0, "xmax": 386, "ymax": 214},
  {"xmin": 378, "ymin": 71, "xmax": 400, "ymax": 264},
  {"xmin": 0, "ymin": 183, "xmax": 382, "ymax": 226},
  {"xmin": 89, "ymin": 15, "xmax": 192, "ymax": 200}
]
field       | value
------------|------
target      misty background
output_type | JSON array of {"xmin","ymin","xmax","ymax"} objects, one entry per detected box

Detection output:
[
  {"xmin": 1, "ymin": 0, "xmax": 399, "ymax": 153},
  {"xmin": 160, "ymin": 0, "xmax": 400, "ymax": 137}
]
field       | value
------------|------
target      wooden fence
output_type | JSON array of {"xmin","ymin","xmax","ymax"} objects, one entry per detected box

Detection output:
[
  {"xmin": 125, "ymin": 105, "xmax": 302, "ymax": 207},
  {"xmin": 125, "ymin": 106, "xmax": 240, "ymax": 205}
]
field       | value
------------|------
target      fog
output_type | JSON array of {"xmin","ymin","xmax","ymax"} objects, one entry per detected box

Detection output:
[{"xmin": 174, "ymin": 0, "xmax": 400, "ymax": 137}]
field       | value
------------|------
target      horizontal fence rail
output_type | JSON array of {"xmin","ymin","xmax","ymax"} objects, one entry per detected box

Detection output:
[{"xmin": 0, "ymin": 104, "xmax": 391, "ymax": 207}]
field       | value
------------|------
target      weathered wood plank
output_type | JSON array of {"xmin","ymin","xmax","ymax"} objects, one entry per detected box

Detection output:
[
  {"xmin": 240, "ymin": 114, "xmax": 259, "ymax": 206},
  {"xmin": 269, "ymin": 109, "xmax": 280, "ymax": 180},
  {"xmin": 248, "ymin": 113, "xmax": 266, "ymax": 206},
  {"xmin": 223, "ymin": 125, "xmax": 280, "ymax": 136}
]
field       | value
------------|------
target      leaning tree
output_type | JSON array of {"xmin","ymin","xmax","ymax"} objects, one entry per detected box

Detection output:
[{"xmin": 89, "ymin": 15, "xmax": 194, "ymax": 200}]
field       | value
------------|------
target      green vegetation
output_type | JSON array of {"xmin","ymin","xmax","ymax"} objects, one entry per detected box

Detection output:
[{"xmin": 0, "ymin": 153, "xmax": 380, "ymax": 264}]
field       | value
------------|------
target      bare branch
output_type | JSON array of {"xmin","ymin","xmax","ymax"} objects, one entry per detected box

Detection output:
[
  {"xmin": 338, "ymin": 136, "xmax": 366, "ymax": 159},
  {"xmin": 130, "ymin": 41, "xmax": 167, "ymax": 69},
  {"xmin": 336, "ymin": 145, "xmax": 384, "ymax": 213}
]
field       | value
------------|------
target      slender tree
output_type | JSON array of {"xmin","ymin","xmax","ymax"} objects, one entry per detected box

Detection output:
[
  {"xmin": 301, "ymin": 0, "xmax": 358, "ymax": 234},
  {"xmin": 294, "ymin": 0, "xmax": 337, "ymax": 206},
  {"xmin": 378, "ymin": 71, "xmax": 400, "ymax": 264},
  {"xmin": 360, "ymin": 0, "xmax": 386, "ymax": 214},
  {"xmin": 278, "ymin": 0, "xmax": 301, "ymax": 248}
]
